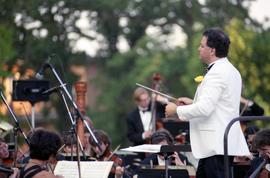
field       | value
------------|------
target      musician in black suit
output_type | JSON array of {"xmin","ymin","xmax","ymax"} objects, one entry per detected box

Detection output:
[
  {"xmin": 141, "ymin": 129, "xmax": 188, "ymax": 166},
  {"xmin": 245, "ymin": 129, "xmax": 270, "ymax": 178},
  {"xmin": 126, "ymin": 87, "xmax": 166, "ymax": 146}
]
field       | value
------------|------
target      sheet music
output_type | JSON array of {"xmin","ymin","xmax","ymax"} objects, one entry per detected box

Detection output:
[
  {"xmin": 54, "ymin": 161, "xmax": 113, "ymax": 178},
  {"xmin": 121, "ymin": 144, "xmax": 161, "ymax": 153}
]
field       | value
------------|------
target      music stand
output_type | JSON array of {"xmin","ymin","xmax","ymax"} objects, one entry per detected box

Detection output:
[
  {"xmin": 12, "ymin": 79, "xmax": 50, "ymax": 128},
  {"xmin": 160, "ymin": 145, "xmax": 191, "ymax": 178},
  {"xmin": 122, "ymin": 144, "xmax": 192, "ymax": 178},
  {"xmin": 138, "ymin": 166, "xmax": 189, "ymax": 178}
]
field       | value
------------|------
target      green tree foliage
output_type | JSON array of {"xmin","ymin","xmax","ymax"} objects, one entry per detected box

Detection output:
[
  {"xmin": 0, "ymin": 25, "xmax": 15, "ymax": 68},
  {"xmin": 226, "ymin": 19, "xmax": 270, "ymax": 115},
  {"xmin": 200, "ymin": 0, "xmax": 253, "ymax": 27},
  {"xmin": 93, "ymin": 0, "xmax": 264, "ymax": 146},
  {"xmin": 93, "ymin": 36, "xmax": 190, "ymax": 145},
  {"xmin": 0, "ymin": 0, "xmax": 268, "ymax": 147}
]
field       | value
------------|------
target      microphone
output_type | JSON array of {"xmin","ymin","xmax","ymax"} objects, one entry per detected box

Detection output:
[
  {"xmin": 35, "ymin": 58, "xmax": 51, "ymax": 79},
  {"xmin": 42, "ymin": 83, "xmax": 67, "ymax": 95}
]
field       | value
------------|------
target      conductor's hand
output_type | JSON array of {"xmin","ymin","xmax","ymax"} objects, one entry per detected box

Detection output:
[
  {"xmin": 165, "ymin": 102, "xmax": 177, "ymax": 117},
  {"xmin": 177, "ymin": 97, "xmax": 193, "ymax": 105}
]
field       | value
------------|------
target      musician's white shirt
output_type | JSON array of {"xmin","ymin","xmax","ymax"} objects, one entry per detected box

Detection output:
[
  {"xmin": 138, "ymin": 106, "xmax": 152, "ymax": 132},
  {"xmin": 157, "ymin": 155, "xmax": 166, "ymax": 166}
]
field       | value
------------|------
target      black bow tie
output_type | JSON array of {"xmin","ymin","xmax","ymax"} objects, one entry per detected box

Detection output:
[
  {"xmin": 205, "ymin": 63, "xmax": 215, "ymax": 74},
  {"xmin": 140, "ymin": 107, "xmax": 151, "ymax": 113}
]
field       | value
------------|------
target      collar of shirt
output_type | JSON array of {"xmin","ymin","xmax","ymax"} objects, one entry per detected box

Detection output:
[
  {"xmin": 138, "ymin": 106, "xmax": 150, "ymax": 113},
  {"xmin": 157, "ymin": 154, "xmax": 166, "ymax": 166},
  {"xmin": 205, "ymin": 62, "xmax": 215, "ymax": 74}
]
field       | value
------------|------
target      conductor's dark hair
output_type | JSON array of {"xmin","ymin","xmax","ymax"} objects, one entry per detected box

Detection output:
[
  {"xmin": 252, "ymin": 129, "xmax": 270, "ymax": 150},
  {"xmin": 203, "ymin": 28, "xmax": 230, "ymax": 58},
  {"xmin": 151, "ymin": 129, "xmax": 174, "ymax": 145},
  {"xmin": 29, "ymin": 128, "xmax": 62, "ymax": 160}
]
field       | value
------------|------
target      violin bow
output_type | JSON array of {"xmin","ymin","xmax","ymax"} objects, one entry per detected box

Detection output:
[
  {"xmin": 57, "ymin": 144, "xmax": 66, "ymax": 154},
  {"xmin": 105, "ymin": 145, "xmax": 121, "ymax": 161}
]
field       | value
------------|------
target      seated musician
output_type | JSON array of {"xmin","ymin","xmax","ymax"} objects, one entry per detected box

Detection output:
[
  {"xmin": 19, "ymin": 128, "xmax": 63, "ymax": 178},
  {"xmin": 52, "ymin": 132, "xmax": 78, "ymax": 162},
  {"xmin": 82, "ymin": 116, "xmax": 94, "ymax": 155},
  {"xmin": 245, "ymin": 128, "xmax": 270, "ymax": 178},
  {"xmin": 0, "ymin": 138, "xmax": 19, "ymax": 178},
  {"xmin": 126, "ymin": 87, "xmax": 166, "ymax": 147},
  {"xmin": 83, "ymin": 130, "xmax": 91, "ymax": 156},
  {"xmin": 141, "ymin": 129, "xmax": 188, "ymax": 166},
  {"xmin": 89, "ymin": 129, "xmax": 124, "ymax": 178},
  {"xmin": 62, "ymin": 133, "xmax": 77, "ymax": 155},
  {"xmin": 234, "ymin": 126, "xmax": 260, "ymax": 164},
  {"xmin": 0, "ymin": 138, "xmax": 9, "ymax": 163}
]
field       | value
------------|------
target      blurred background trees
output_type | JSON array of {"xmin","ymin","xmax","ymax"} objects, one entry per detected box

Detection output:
[{"xmin": 0, "ymin": 0, "xmax": 269, "ymax": 147}]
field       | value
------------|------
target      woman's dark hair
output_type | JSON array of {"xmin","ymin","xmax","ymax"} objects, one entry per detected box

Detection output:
[
  {"xmin": 203, "ymin": 28, "xmax": 230, "ymax": 58},
  {"xmin": 151, "ymin": 129, "xmax": 174, "ymax": 145},
  {"xmin": 252, "ymin": 129, "xmax": 270, "ymax": 150},
  {"xmin": 89, "ymin": 130, "xmax": 111, "ymax": 148},
  {"xmin": 62, "ymin": 131, "xmax": 76, "ymax": 146},
  {"xmin": 29, "ymin": 128, "xmax": 62, "ymax": 160},
  {"xmin": 244, "ymin": 126, "xmax": 259, "ymax": 136}
]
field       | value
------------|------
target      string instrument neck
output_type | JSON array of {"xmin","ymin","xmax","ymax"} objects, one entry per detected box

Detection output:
[{"xmin": 150, "ymin": 73, "xmax": 162, "ymax": 132}]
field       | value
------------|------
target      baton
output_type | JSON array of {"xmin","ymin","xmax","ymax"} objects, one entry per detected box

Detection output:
[{"xmin": 136, "ymin": 83, "xmax": 178, "ymax": 102}]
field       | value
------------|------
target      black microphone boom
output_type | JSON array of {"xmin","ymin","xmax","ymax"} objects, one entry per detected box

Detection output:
[
  {"xmin": 42, "ymin": 83, "xmax": 67, "ymax": 95},
  {"xmin": 42, "ymin": 62, "xmax": 102, "ymax": 151},
  {"xmin": 35, "ymin": 58, "xmax": 51, "ymax": 79}
]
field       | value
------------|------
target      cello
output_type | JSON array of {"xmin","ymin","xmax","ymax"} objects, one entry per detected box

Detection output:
[{"xmin": 149, "ymin": 73, "xmax": 164, "ymax": 132}]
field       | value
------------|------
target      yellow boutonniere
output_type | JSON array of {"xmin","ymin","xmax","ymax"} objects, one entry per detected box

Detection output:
[{"xmin": 194, "ymin": 75, "xmax": 204, "ymax": 83}]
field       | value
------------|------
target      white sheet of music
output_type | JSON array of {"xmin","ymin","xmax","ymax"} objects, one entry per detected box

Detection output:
[
  {"xmin": 54, "ymin": 161, "xmax": 113, "ymax": 178},
  {"xmin": 121, "ymin": 144, "xmax": 161, "ymax": 153}
]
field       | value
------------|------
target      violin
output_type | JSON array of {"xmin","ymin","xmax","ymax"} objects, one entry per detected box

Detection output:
[
  {"xmin": 100, "ymin": 149, "xmax": 134, "ymax": 178},
  {"xmin": 89, "ymin": 141, "xmax": 133, "ymax": 178},
  {"xmin": 96, "ymin": 149, "xmax": 123, "ymax": 174}
]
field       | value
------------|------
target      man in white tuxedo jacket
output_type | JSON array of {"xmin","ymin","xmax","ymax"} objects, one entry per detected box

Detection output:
[{"xmin": 166, "ymin": 28, "xmax": 250, "ymax": 178}]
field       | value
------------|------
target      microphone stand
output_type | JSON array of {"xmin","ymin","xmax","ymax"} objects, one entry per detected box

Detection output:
[
  {"xmin": 54, "ymin": 86, "xmax": 86, "ymax": 160},
  {"xmin": 0, "ymin": 90, "xmax": 30, "ymax": 167},
  {"xmin": 42, "ymin": 63, "xmax": 101, "ymax": 178},
  {"xmin": 45, "ymin": 63, "xmax": 101, "ymax": 151},
  {"xmin": 58, "ymin": 89, "xmax": 84, "ymax": 178}
]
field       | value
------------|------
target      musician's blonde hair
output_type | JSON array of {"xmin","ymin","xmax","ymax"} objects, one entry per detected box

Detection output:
[{"xmin": 133, "ymin": 87, "xmax": 149, "ymax": 102}]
